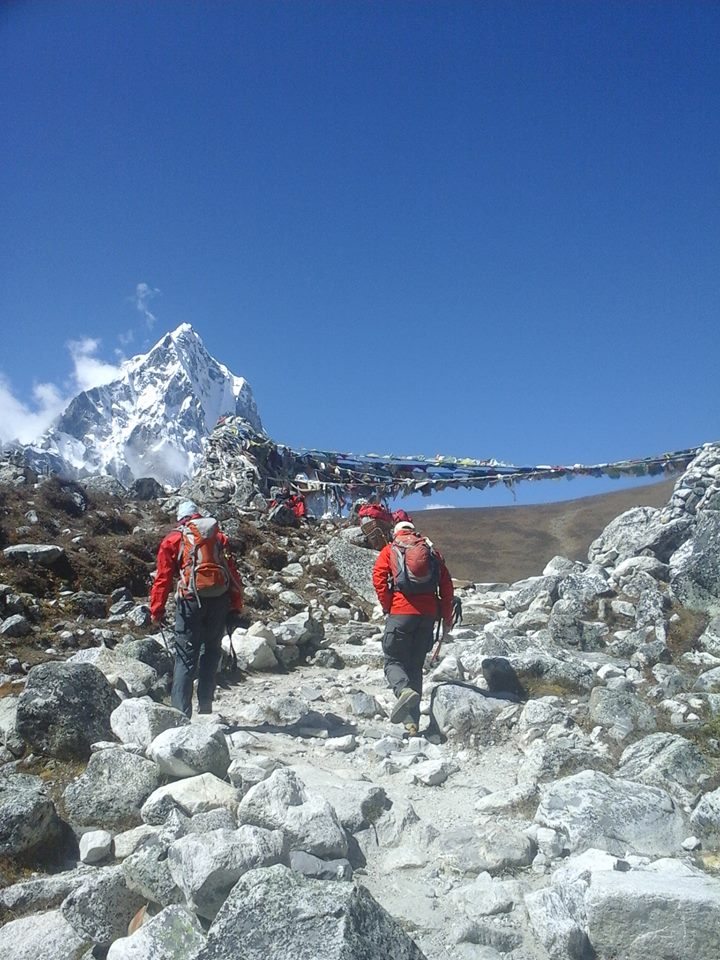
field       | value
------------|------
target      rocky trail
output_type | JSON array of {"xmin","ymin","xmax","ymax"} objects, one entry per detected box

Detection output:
[{"xmin": 1, "ymin": 444, "xmax": 720, "ymax": 959}]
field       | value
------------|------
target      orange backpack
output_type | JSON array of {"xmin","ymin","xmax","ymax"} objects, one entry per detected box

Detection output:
[
  {"xmin": 389, "ymin": 531, "xmax": 440, "ymax": 596},
  {"xmin": 176, "ymin": 517, "xmax": 232, "ymax": 601}
]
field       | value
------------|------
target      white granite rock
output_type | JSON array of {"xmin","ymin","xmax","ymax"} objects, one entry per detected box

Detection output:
[
  {"xmin": 168, "ymin": 825, "xmax": 284, "ymax": 919},
  {"xmin": 535, "ymin": 770, "xmax": 687, "ymax": 857},
  {"xmin": 141, "ymin": 773, "xmax": 240, "ymax": 825},
  {"xmin": 106, "ymin": 904, "xmax": 205, "ymax": 959},
  {"xmin": 147, "ymin": 724, "xmax": 230, "ymax": 779},
  {"xmin": 0, "ymin": 908, "xmax": 87, "ymax": 959},
  {"xmin": 111, "ymin": 697, "xmax": 189, "ymax": 749},
  {"xmin": 237, "ymin": 768, "xmax": 348, "ymax": 858},
  {"xmin": 79, "ymin": 830, "xmax": 113, "ymax": 864}
]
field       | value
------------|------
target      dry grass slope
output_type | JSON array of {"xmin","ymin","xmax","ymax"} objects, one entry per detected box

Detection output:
[{"xmin": 416, "ymin": 479, "xmax": 676, "ymax": 583}]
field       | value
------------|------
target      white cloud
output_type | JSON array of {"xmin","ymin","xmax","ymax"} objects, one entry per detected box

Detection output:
[
  {"xmin": 0, "ymin": 376, "xmax": 66, "ymax": 444},
  {"xmin": 421, "ymin": 503, "xmax": 458, "ymax": 510},
  {"xmin": 0, "ymin": 338, "xmax": 124, "ymax": 445},
  {"xmin": 68, "ymin": 338, "xmax": 123, "ymax": 391},
  {"xmin": 133, "ymin": 282, "xmax": 160, "ymax": 328}
]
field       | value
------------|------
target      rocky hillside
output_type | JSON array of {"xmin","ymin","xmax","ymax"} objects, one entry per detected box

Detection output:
[{"xmin": 1, "ymin": 445, "xmax": 720, "ymax": 959}]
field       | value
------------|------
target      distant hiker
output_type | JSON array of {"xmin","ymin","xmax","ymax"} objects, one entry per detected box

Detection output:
[
  {"xmin": 150, "ymin": 500, "xmax": 244, "ymax": 717},
  {"xmin": 267, "ymin": 489, "xmax": 300, "ymax": 527},
  {"xmin": 288, "ymin": 492, "xmax": 307, "ymax": 519},
  {"xmin": 357, "ymin": 500, "xmax": 395, "ymax": 550},
  {"xmin": 372, "ymin": 520, "xmax": 455, "ymax": 736}
]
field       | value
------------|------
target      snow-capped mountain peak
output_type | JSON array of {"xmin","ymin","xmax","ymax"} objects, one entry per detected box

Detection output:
[{"xmin": 25, "ymin": 325, "xmax": 263, "ymax": 487}]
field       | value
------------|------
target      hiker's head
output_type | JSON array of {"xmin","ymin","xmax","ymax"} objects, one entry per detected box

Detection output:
[
  {"xmin": 176, "ymin": 500, "xmax": 199, "ymax": 521},
  {"xmin": 393, "ymin": 521, "xmax": 415, "ymax": 536}
]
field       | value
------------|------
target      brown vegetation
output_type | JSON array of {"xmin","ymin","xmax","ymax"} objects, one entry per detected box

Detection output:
[{"xmin": 417, "ymin": 479, "xmax": 676, "ymax": 583}]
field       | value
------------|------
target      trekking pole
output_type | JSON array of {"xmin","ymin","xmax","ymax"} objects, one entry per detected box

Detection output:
[
  {"xmin": 225, "ymin": 626, "xmax": 238, "ymax": 674},
  {"xmin": 159, "ymin": 623, "xmax": 172, "ymax": 657},
  {"xmin": 428, "ymin": 618, "xmax": 443, "ymax": 668}
]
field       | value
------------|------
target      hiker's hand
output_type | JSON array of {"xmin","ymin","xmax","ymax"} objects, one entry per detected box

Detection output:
[
  {"xmin": 151, "ymin": 609, "xmax": 166, "ymax": 626},
  {"xmin": 226, "ymin": 611, "xmax": 244, "ymax": 634}
]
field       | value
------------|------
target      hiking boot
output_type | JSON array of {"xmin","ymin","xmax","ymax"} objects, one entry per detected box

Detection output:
[
  {"xmin": 390, "ymin": 687, "xmax": 420, "ymax": 724},
  {"xmin": 197, "ymin": 701, "xmax": 213, "ymax": 715},
  {"xmin": 404, "ymin": 721, "xmax": 419, "ymax": 737}
]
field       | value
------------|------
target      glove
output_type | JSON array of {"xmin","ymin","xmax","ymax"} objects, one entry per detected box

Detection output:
[
  {"xmin": 151, "ymin": 608, "xmax": 167, "ymax": 626},
  {"xmin": 226, "ymin": 611, "xmax": 244, "ymax": 634}
]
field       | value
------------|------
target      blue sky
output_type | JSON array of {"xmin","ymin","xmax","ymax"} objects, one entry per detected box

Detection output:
[{"xmin": 1, "ymin": 1, "xmax": 718, "ymax": 510}]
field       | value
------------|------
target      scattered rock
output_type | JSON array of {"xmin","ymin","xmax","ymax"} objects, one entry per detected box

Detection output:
[
  {"xmin": 0, "ymin": 773, "xmax": 63, "ymax": 863},
  {"xmin": 535, "ymin": 770, "xmax": 687, "ymax": 857},
  {"xmin": 147, "ymin": 723, "xmax": 230, "ymax": 779},
  {"xmin": 15, "ymin": 661, "xmax": 120, "ymax": 759},
  {"xmin": 62, "ymin": 748, "xmax": 165, "ymax": 829},
  {"xmin": 168, "ymin": 825, "xmax": 285, "ymax": 919},
  {"xmin": 194, "ymin": 863, "xmax": 427, "ymax": 960},
  {"xmin": 106, "ymin": 904, "xmax": 206, "ymax": 959}
]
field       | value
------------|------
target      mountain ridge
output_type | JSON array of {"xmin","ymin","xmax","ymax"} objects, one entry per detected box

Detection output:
[{"xmin": 17, "ymin": 325, "xmax": 263, "ymax": 486}]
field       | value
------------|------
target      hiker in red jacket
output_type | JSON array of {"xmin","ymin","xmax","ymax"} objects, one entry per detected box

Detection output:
[
  {"xmin": 150, "ymin": 500, "xmax": 243, "ymax": 717},
  {"xmin": 372, "ymin": 520, "xmax": 454, "ymax": 736}
]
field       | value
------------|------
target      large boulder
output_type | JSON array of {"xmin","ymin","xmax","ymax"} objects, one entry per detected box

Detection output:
[
  {"xmin": 110, "ymin": 697, "xmax": 188, "ymax": 748},
  {"xmin": 60, "ymin": 866, "xmax": 146, "ymax": 951},
  {"xmin": 167, "ymin": 825, "xmax": 285, "ymax": 920},
  {"xmin": 3, "ymin": 543, "xmax": 65, "ymax": 566},
  {"xmin": 15, "ymin": 662, "xmax": 120, "ymax": 759},
  {"xmin": 69, "ymin": 648, "xmax": 158, "ymax": 697},
  {"xmin": 147, "ymin": 724, "xmax": 230, "ymax": 779},
  {"xmin": 326, "ymin": 538, "xmax": 378, "ymax": 604},
  {"xmin": 0, "ymin": 773, "xmax": 63, "ymax": 863},
  {"xmin": 141, "ymin": 773, "xmax": 240, "ymax": 825},
  {"xmin": 585, "ymin": 868, "xmax": 720, "ymax": 960},
  {"xmin": 0, "ymin": 909, "xmax": 87, "ymax": 960},
  {"xmin": 121, "ymin": 841, "xmax": 185, "ymax": 908},
  {"xmin": 437, "ymin": 821, "xmax": 535, "ymax": 876},
  {"xmin": 237, "ymin": 769, "xmax": 348, "ymax": 859},
  {"xmin": 62, "ymin": 748, "xmax": 165, "ymax": 829},
  {"xmin": 194, "ymin": 864, "xmax": 426, "ymax": 960},
  {"xmin": 669, "ymin": 512, "xmax": 720, "ymax": 615},
  {"xmin": 106, "ymin": 904, "xmax": 206, "ymax": 959},
  {"xmin": 698, "ymin": 616, "xmax": 720, "ymax": 657},
  {"xmin": 690, "ymin": 786, "xmax": 720, "ymax": 848},
  {"xmin": 525, "ymin": 879, "xmax": 591, "ymax": 960},
  {"xmin": 617, "ymin": 732, "xmax": 710, "ymax": 803},
  {"xmin": 274, "ymin": 610, "xmax": 325, "ymax": 648},
  {"xmin": 0, "ymin": 865, "xmax": 94, "ymax": 920},
  {"xmin": 292, "ymin": 764, "xmax": 389, "ymax": 833},
  {"xmin": 0, "ymin": 696, "xmax": 24, "ymax": 756},
  {"xmin": 535, "ymin": 770, "xmax": 687, "ymax": 857},
  {"xmin": 589, "ymin": 507, "xmax": 690, "ymax": 566},
  {"xmin": 588, "ymin": 686, "xmax": 657, "ymax": 740},
  {"xmin": 429, "ymin": 684, "xmax": 517, "ymax": 739}
]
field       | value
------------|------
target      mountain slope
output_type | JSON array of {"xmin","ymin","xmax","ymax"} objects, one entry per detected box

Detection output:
[
  {"xmin": 417, "ymin": 478, "xmax": 677, "ymax": 583},
  {"xmin": 25, "ymin": 325, "xmax": 263, "ymax": 486}
]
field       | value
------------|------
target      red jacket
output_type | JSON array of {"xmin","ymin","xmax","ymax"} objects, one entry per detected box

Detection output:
[
  {"xmin": 372, "ymin": 538, "xmax": 454, "ymax": 624},
  {"xmin": 149, "ymin": 515, "xmax": 244, "ymax": 621}
]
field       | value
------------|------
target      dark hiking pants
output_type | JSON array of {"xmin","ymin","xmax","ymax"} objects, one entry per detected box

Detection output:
[
  {"xmin": 382, "ymin": 613, "xmax": 436, "ymax": 724},
  {"xmin": 172, "ymin": 593, "xmax": 230, "ymax": 717}
]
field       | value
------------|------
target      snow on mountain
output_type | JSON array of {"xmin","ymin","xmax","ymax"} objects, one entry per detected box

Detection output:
[{"xmin": 22, "ymin": 324, "xmax": 263, "ymax": 487}]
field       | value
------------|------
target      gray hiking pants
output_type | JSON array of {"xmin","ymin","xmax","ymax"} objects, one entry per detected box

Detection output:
[
  {"xmin": 172, "ymin": 594, "xmax": 230, "ymax": 717},
  {"xmin": 382, "ymin": 614, "xmax": 436, "ymax": 724}
]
